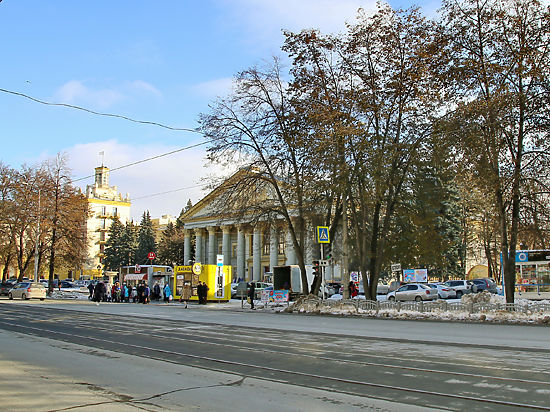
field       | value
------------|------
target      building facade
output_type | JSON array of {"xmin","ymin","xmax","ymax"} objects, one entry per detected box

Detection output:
[
  {"xmin": 84, "ymin": 166, "xmax": 131, "ymax": 277},
  {"xmin": 180, "ymin": 170, "xmax": 325, "ymax": 282}
]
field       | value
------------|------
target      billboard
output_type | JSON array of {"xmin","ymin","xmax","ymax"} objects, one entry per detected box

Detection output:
[{"xmin": 403, "ymin": 269, "xmax": 428, "ymax": 283}]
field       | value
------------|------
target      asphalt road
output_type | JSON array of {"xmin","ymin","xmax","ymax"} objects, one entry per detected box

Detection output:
[{"xmin": 1, "ymin": 299, "xmax": 550, "ymax": 411}]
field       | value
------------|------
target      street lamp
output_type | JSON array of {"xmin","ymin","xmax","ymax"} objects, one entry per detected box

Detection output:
[{"xmin": 22, "ymin": 182, "xmax": 41, "ymax": 283}]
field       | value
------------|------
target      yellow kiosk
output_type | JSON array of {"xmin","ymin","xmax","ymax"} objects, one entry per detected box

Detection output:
[{"xmin": 173, "ymin": 263, "xmax": 231, "ymax": 302}]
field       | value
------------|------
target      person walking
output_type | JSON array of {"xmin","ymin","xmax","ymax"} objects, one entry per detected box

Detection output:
[
  {"xmin": 201, "ymin": 281, "xmax": 209, "ymax": 304},
  {"xmin": 87, "ymin": 282, "xmax": 94, "ymax": 300},
  {"xmin": 197, "ymin": 281, "xmax": 203, "ymax": 304},
  {"xmin": 180, "ymin": 281, "xmax": 191, "ymax": 308},
  {"xmin": 143, "ymin": 284, "xmax": 150, "ymax": 304},
  {"xmin": 153, "ymin": 282, "xmax": 161, "ymax": 301},
  {"xmin": 163, "ymin": 283, "xmax": 172, "ymax": 303},
  {"xmin": 248, "ymin": 281, "xmax": 255, "ymax": 310},
  {"xmin": 137, "ymin": 283, "xmax": 144, "ymax": 304}
]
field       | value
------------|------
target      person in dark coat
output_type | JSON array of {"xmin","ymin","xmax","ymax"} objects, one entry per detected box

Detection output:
[
  {"xmin": 87, "ymin": 282, "xmax": 94, "ymax": 300},
  {"xmin": 248, "ymin": 281, "xmax": 255, "ymax": 310},
  {"xmin": 93, "ymin": 282, "xmax": 105, "ymax": 303},
  {"xmin": 137, "ymin": 283, "xmax": 144, "ymax": 303},
  {"xmin": 153, "ymin": 282, "xmax": 161, "ymax": 301},
  {"xmin": 197, "ymin": 281, "xmax": 204, "ymax": 304},
  {"xmin": 201, "ymin": 281, "xmax": 209, "ymax": 304}
]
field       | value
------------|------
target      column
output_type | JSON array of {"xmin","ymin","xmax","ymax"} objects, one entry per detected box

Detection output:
[
  {"xmin": 222, "ymin": 226, "xmax": 232, "ymax": 266},
  {"xmin": 208, "ymin": 226, "xmax": 217, "ymax": 265},
  {"xmin": 285, "ymin": 228, "xmax": 297, "ymax": 265},
  {"xmin": 252, "ymin": 227, "xmax": 262, "ymax": 281},
  {"xmin": 183, "ymin": 229, "xmax": 191, "ymax": 265},
  {"xmin": 194, "ymin": 228, "xmax": 204, "ymax": 264},
  {"xmin": 269, "ymin": 225, "xmax": 278, "ymax": 271},
  {"xmin": 236, "ymin": 226, "xmax": 246, "ymax": 281}
]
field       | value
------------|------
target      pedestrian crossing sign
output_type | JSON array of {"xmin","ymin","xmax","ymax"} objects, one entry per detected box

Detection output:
[{"xmin": 317, "ymin": 226, "xmax": 330, "ymax": 243}]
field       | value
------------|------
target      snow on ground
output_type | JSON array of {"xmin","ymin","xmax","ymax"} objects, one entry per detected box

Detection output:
[{"xmin": 278, "ymin": 292, "xmax": 550, "ymax": 325}]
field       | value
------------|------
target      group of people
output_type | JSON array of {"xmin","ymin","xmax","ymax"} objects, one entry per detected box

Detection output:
[
  {"xmin": 197, "ymin": 281, "xmax": 209, "ymax": 304},
  {"xmin": 87, "ymin": 281, "xmax": 173, "ymax": 304}
]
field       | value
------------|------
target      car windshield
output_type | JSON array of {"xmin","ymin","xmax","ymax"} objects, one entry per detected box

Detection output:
[{"xmin": 427, "ymin": 284, "xmax": 438, "ymax": 289}]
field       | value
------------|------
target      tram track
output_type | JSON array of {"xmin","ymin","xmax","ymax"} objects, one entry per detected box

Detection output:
[
  {"xmin": 0, "ymin": 319, "xmax": 548, "ymax": 411},
  {"xmin": 1, "ymin": 305, "xmax": 550, "ymax": 410},
  {"xmin": 4, "ymin": 304, "xmax": 550, "ymax": 382}
]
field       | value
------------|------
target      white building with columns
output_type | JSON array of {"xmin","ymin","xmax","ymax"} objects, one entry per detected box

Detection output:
[{"xmin": 180, "ymin": 170, "xmax": 326, "ymax": 282}]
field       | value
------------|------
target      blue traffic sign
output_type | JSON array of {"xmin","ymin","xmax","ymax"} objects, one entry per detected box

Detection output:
[{"xmin": 317, "ymin": 226, "xmax": 330, "ymax": 243}]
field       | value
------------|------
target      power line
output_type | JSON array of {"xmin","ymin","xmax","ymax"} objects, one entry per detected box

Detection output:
[
  {"xmin": 0, "ymin": 87, "xmax": 201, "ymax": 133},
  {"xmin": 72, "ymin": 140, "xmax": 210, "ymax": 182},
  {"xmin": 130, "ymin": 184, "xmax": 205, "ymax": 201}
]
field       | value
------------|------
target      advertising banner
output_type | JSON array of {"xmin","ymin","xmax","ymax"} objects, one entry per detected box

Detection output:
[
  {"xmin": 403, "ymin": 269, "xmax": 428, "ymax": 283},
  {"xmin": 261, "ymin": 290, "xmax": 289, "ymax": 303}
]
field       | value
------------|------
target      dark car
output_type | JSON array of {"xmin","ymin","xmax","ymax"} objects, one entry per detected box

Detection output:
[
  {"xmin": 471, "ymin": 278, "xmax": 498, "ymax": 294},
  {"xmin": 0, "ymin": 281, "xmax": 16, "ymax": 296}
]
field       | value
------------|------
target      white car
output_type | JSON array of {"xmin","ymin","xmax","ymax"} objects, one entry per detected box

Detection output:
[
  {"xmin": 8, "ymin": 282, "xmax": 46, "ymax": 300},
  {"xmin": 387, "ymin": 283, "xmax": 438, "ymax": 302},
  {"xmin": 427, "ymin": 283, "xmax": 456, "ymax": 299}
]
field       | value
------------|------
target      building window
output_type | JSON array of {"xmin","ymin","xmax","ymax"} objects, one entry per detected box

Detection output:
[
  {"xmin": 101, "ymin": 206, "xmax": 106, "ymax": 216},
  {"xmin": 232, "ymin": 243, "xmax": 237, "ymax": 258},
  {"xmin": 112, "ymin": 207, "xmax": 117, "ymax": 217},
  {"xmin": 100, "ymin": 244, "xmax": 105, "ymax": 253},
  {"xmin": 100, "ymin": 219, "xmax": 106, "ymax": 229},
  {"xmin": 278, "ymin": 233, "xmax": 285, "ymax": 255},
  {"xmin": 262, "ymin": 233, "xmax": 270, "ymax": 255},
  {"xmin": 100, "ymin": 232, "xmax": 106, "ymax": 241}
]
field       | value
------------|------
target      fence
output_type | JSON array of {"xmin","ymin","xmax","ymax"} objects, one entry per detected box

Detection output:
[{"xmin": 303, "ymin": 298, "xmax": 550, "ymax": 315}]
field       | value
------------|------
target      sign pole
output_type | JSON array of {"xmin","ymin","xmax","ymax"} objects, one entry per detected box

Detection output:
[{"xmin": 320, "ymin": 244, "xmax": 325, "ymax": 300}]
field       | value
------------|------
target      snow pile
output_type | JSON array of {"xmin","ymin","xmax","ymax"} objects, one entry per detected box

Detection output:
[
  {"xmin": 49, "ymin": 289, "xmax": 89, "ymax": 300},
  {"xmin": 282, "ymin": 293, "xmax": 550, "ymax": 324}
]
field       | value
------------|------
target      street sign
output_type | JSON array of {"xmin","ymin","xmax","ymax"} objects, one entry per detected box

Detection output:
[
  {"xmin": 148, "ymin": 252, "xmax": 156, "ymax": 260},
  {"xmin": 135, "ymin": 264, "xmax": 141, "ymax": 274},
  {"xmin": 391, "ymin": 263, "xmax": 401, "ymax": 272},
  {"xmin": 217, "ymin": 254, "xmax": 224, "ymax": 267},
  {"xmin": 316, "ymin": 226, "xmax": 330, "ymax": 243}
]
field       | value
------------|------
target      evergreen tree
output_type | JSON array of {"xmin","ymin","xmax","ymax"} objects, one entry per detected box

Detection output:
[
  {"xmin": 120, "ymin": 221, "xmax": 138, "ymax": 266},
  {"xmin": 103, "ymin": 216, "xmax": 124, "ymax": 271},
  {"xmin": 184, "ymin": 199, "xmax": 193, "ymax": 213},
  {"xmin": 136, "ymin": 211, "xmax": 156, "ymax": 264},
  {"xmin": 157, "ymin": 221, "xmax": 185, "ymax": 266}
]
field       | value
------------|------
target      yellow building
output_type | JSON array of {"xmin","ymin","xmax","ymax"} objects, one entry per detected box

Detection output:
[{"xmin": 83, "ymin": 166, "xmax": 131, "ymax": 278}]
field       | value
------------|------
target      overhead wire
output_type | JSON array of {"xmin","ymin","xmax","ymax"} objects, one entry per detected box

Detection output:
[
  {"xmin": 1, "ymin": 86, "xmax": 216, "ymax": 201},
  {"xmin": 0, "ymin": 87, "xmax": 201, "ymax": 133}
]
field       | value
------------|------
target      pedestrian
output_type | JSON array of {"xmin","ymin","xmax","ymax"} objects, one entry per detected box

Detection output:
[
  {"xmin": 93, "ymin": 281, "xmax": 105, "ymax": 303},
  {"xmin": 196, "ymin": 281, "xmax": 203, "ymax": 304},
  {"xmin": 248, "ymin": 281, "xmax": 255, "ymax": 309},
  {"xmin": 123, "ymin": 283, "xmax": 129, "ymax": 303},
  {"xmin": 127, "ymin": 284, "xmax": 133, "ymax": 303},
  {"xmin": 143, "ymin": 284, "xmax": 150, "ymax": 304},
  {"xmin": 163, "ymin": 283, "xmax": 172, "ymax": 303},
  {"xmin": 348, "ymin": 281, "xmax": 358, "ymax": 298},
  {"xmin": 201, "ymin": 281, "xmax": 209, "ymax": 304},
  {"xmin": 137, "ymin": 283, "xmax": 144, "ymax": 303},
  {"xmin": 180, "ymin": 281, "xmax": 191, "ymax": 308},
  {"xmin": 87, "ymin": 282, "xmax": 94, "ymax": 300},
  {"xmin": 153, "ymin": 282, "xmax": 161, "ymax": 301}
]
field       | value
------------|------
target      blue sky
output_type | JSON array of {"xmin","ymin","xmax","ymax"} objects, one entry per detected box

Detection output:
[{"xmin": 0, "ymin": 0, "xmax": 440, "ymax": 220}]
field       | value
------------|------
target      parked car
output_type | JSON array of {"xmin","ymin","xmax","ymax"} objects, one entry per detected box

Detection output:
[
  {"xmin": 427, "ymin": 283, "xmax": 456, "ymax": 299},
  {"xmin": 471, "ymin": 278, "xmax": 498, "ymax": 294},
  {"xmin": 358, "ymin": 283, "xmax": 390, "ymax": 296},
  {"xmin": 388, "ymin": 281, "xmax": 406, "ymax": 292},
  {"xmin": 387, "ymin": 283, "xmax": 438, "ymax": 302},
  {"xmin": 8, "ymin": 282, "xmax": 46, "ymax": 300},
  {"xmin": 443, "ymin": 280, "xmax": 477, "ymax": 298},
  {"xmin": 0, "ymin": 281, "xmax": 17, "ymax": 296}
]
